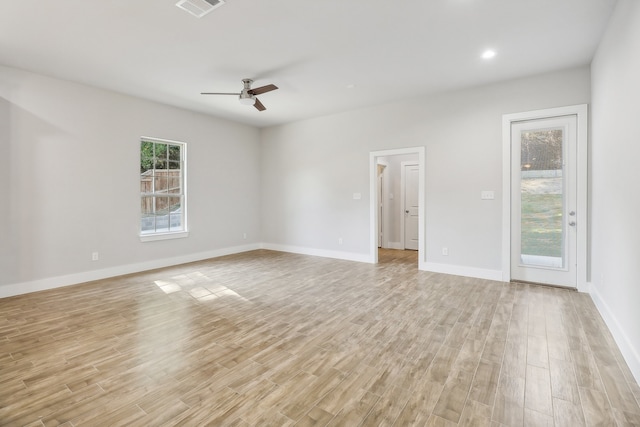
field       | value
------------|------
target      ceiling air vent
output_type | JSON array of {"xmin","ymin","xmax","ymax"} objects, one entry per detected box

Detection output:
[{"xmin": 176, "ymin": 0, "xmax": 225, "ymax": 18}]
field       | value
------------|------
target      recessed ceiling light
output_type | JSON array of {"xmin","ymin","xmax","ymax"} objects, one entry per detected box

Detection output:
[
  {"xmin": 482, "ymin": 50, "xmax": 496, "ymax": 59},
  {"xmin": 346, "ymin": 84, "xmax": 356, "ymax": 89}
]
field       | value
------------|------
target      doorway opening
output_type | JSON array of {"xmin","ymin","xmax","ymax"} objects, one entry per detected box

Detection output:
[{"xmin": 369, "ymin": 147, "xmax": 425, "ymax": 269}]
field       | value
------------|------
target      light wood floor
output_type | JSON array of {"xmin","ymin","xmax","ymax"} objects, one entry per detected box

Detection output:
[{"xmin": 1, "ymin": 249, "xmax": 639, "ymax": 426}]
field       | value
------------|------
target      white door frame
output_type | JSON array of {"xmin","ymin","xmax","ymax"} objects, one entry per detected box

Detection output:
[
  {"xmin": 502, "ymin": 104, "xmax": 588, "ymax": 292},
  {"xmin": 369, "ymin": 147, "xmax": 426, "ymax": 269},
  {"xmin": 400, "ymin": 161, "xmax": 419, "ymax": 250}
]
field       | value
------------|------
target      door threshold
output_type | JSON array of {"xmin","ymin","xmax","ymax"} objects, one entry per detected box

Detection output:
[{"xmin": 510, "ymin": 280, "xmax": 577, "ymax": 291}]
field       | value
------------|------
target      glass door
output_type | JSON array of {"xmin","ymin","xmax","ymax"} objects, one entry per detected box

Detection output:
[{"xmin": 510, "ymin": 115, "xmax": 577, "ymax": 287}]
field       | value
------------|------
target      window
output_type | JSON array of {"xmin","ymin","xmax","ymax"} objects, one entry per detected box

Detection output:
[{"xmin": 140, "ymin": 137, "xmax": 187, "ymax": 241}]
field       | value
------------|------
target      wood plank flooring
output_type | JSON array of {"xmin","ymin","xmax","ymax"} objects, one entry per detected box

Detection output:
[{"xmin": 1, "ymin": 249, "xmax": 639, "ymax": 426}]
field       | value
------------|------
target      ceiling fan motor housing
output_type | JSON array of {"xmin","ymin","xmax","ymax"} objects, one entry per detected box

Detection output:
[
  {"xmin": 239, "ymin": 79, "xmax": 256, "ymax": 105},
  {"xmin": 239, "ymin": 92, "xmax": 256, "ymax": 105}
]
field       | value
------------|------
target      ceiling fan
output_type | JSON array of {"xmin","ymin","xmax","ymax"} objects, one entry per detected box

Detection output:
[{"xmin": 201, "ymin": 78, "xmax": 278, "ymax": 111}]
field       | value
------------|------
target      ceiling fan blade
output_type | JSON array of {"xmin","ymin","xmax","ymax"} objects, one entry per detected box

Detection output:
[
  {"xmin": 248, "ymin": 84, "xmax": 278, "ymax": 96},
  {"xmin": 200, "ymin": 92, "xmax": 241, "ymax": 95},
  {"xmin": 254, "ymin": 98, "xmax": 266, "ymax": 111}
]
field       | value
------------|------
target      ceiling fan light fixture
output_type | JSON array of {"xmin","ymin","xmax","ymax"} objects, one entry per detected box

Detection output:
[{"xmin": 239, "ymin": 95, "xmax": 256, "ymax": 106}]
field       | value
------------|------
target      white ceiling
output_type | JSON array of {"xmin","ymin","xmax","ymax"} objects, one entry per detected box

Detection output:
[{"xmin": 0, "ymin": 0, "xmax": 616, "ymax": 128}]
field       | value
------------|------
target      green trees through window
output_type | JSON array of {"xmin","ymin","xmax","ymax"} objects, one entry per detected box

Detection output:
[{"xmin": 520, "ymin": 129, "xmax": 563, "ymax": 258}]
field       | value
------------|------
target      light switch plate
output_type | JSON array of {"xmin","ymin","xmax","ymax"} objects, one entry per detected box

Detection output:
[
  {"xmin": 353, "ymin": 193, "xmax": 362, "ymax": 200},
  {"xmin": 481, "ymin": 191, "xmax": 495, "ymax": 200}
]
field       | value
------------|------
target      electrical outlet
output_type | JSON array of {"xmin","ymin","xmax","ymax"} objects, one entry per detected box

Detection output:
[
  {"xmin": 338, "ymin": 237, "xmax": 343, "ymax": 245},
  {"xmin": 91, "ymin": 252, "xmax": 99, "ymax": 261},
  {"xmin": 243, "ymin": 233, "xmax": 247, "ymax": 239},
  {"xmin": 442, "ymin": 247, "xmax": 448, "ymax": 256}
]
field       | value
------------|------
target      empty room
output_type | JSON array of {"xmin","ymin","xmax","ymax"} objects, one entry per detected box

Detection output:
[{"xmin": 1, "ymin": 0, "xmax": 639, "ymax": 425}]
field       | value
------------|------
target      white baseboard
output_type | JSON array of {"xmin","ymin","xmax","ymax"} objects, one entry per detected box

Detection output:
[
  {"xmin": 2, "ymin": 243, "xmax": 500, "ymax": 302},
  {"xmin": 0, "ymin": 243, "xmax": 262, "ymax": 299},
  {"xmin": 261, "ymin": 243, "xmax": 372, "ymax": 264},
  {"xmin": 264, "ymin": 245, "xmax": 505, "ymax": 282},
  {"xmin": 422, "ymin": 262, "xmax": 503, "ymax": 281},
  {"xmin": 588, "ymin": 283, "xmax": 640, "ymax": 384}
]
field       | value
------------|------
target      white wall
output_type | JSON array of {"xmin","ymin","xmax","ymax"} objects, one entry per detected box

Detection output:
[
  {"xmin": 590, "ymin": 0, "xmax": 640, "ymax": 382},
  {"xmin": 0, "ymin": 65, "xmax": 593, "ymax": 295},
  {"xmin": 260, "ymin": 67, "xmax": 591, "ymax": 276},
  {"xmin": 0, "ymin": 65, "xmax": 262, "ymax": 296}
]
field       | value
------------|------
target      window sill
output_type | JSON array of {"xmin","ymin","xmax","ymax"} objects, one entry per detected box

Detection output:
[{"xmin": 140, "ymin": 231, "xmax": 189, "ymax": 242}]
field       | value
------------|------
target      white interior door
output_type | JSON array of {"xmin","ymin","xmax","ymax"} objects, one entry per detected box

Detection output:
[
  {"xmin": 403, "ymin": 163, "xmax": 419, "ymax": 251},
  {"xmin": 510, "ymin": 115, "xmax": 577, "ymax": 287},
  {"xmin": 377, "ymin": 165, "xmax": 385, "ymax": 248}
]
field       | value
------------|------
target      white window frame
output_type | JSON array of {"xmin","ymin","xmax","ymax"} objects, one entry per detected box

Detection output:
[{"xmin": 139, "ymin": 137, "xmax": 189, "ymax": 242}]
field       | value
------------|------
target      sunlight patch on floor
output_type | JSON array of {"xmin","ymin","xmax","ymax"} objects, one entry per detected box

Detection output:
[{"xmin": 154, "ymin": 275, "xmax": 250, "ymax": 302}]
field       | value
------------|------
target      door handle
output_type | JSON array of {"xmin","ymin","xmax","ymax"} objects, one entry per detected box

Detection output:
[{"xmin": 405, "ymin": 210, "xmax": 409, "ymax": 214}]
